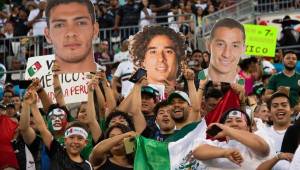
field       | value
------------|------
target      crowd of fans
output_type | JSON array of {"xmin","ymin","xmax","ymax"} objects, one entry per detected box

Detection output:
[{"xmin": 0, "ymin": 0, "xmax": 300, "ymax": 170}]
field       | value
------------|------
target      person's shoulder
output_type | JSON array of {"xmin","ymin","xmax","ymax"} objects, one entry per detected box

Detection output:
[
  {"xmin": 294, "ymin": 71, "xmax": 300, "ymax": 77},
  {"xmin": 82, "ymin": 160, "xmax": 93, "ymax": 170}
]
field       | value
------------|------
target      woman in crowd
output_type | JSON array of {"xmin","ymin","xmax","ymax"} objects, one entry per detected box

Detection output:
[{"xmin": 89, "ymin": 123, "xmax": 135, "ymax": 170}]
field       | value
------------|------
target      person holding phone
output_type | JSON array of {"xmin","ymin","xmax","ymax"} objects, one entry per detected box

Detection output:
[
  {"xmin": 193, "ymin": 108, "xmax": 272, "ymax": 169},
  {"xmin": 89, "ymin": 124, "xmax": 135, "ymax": 170}
]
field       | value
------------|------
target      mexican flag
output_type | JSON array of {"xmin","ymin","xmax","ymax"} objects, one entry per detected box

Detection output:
[
  {"xmin": 134, "ymin": 89, "xmax": 240, "ymax": 170},
  {"xmin": 134, "ymin": 120, "xmax": 207, "ymax": 170},
  {"xmin": 27, "ymin": 61, "xmax": 42, "ymax": 77}
]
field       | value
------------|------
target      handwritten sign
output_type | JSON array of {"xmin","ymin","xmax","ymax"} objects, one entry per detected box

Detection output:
[
  {"xmin": 25, "ymin": 55, "xmax": 92, "ymax": 105},
  {"xmin": 244, "ymin": 24, "xmax": 278, "ymax": 57}
]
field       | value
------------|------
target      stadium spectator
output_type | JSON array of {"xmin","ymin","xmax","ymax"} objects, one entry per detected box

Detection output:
[
  {"xmin": 238, "ymin": 57, "xmax": 262, "ymax": 95},
  {"xmin": 1, "ymin": 89, "xmax": 13, "ymax": 105},
  {"xmin": 141, "ymin": 85, "xmax": 159, "ymax": 127},
  {"xmin": 139, "ymin": 0, "xmax": 154, "ymax": 30},
  {"xmin": 28, "ymin": 0, "xmax": 47, "ymax": 36},
  {"xmin": 149, "ymin": 0, "xmax": 171, "ymax": 23},
  {"xmin": 89, "ymin": 124, "xmax": 135, "ymax": 170},
  {"xmin": 265, "ymin": 91, "xmax": 292, "ymax": 153},
  {"xmin": 264, "ymin": 51, "xmax": 300, "ymax": 108},
  {"xmin": 13, "ymin": 6, "xmax": 30, "ymax": 36},
  {"xmin": 141, "ymin": 100, "xmax": 175, "ymax": 141},
  {"xmin": 193, "ymin": 108, "xmax": 271, "ymax": 169},
  {"xmin": 113, "ymin": 0, "xmax": 147, "ymax": 40}
]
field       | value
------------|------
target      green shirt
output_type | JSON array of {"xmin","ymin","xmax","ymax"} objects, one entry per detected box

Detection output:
[{"xmin": 267, "ymin": 72, "xmax": 300, "ymax": 107}]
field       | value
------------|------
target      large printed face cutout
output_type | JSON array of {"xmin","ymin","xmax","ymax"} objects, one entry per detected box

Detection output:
[{"xmin": 47, "ymin": 108, "xmax": 68, "ymax": 131}]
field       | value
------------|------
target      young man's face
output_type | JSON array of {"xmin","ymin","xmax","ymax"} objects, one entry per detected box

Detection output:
[
  {"xmin": 141, "ymin": 93, "xmax": 156, "ymax": 115},
  {"xmin": 283, "ymin": 53, "xmax": 297, "ymax": 71},
  {"xmin": 270, "ymin": 96, "xmax": 292, "ymax": 126},
  {"xmin": 208, "ymin": 27, "xmax": 245, "ymax": 77},
  {"xmin": 3, "ymin": 91, "xmax": 13, "ymax": 103},
  {"xmin": 170, "ymin": 98, "xmax": 190, "ymax": 123},
  {"xmin": 65, "ymin": 135, "xmax": 87, "ymax": 155},
  {"xmin": 156, "ymin": 106, "xmax": 175, "ymax": 132},
  {"xmin": 143, "ymin": 35, "xmax": 178, "ymax": 84},
  {"xmin": 45, "ymin": 2, "xmax": 99, "ymax": 65}
]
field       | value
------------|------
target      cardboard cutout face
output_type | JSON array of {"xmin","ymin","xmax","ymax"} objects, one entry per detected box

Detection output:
[
  {"xmin": 129, "ymin": 26, "xmax": 186, "ymax": 97},
  {"xmin": 44, "ymin": 2, "xmax": 99, "ymax": 73},
  {"xmin": 207, "ymin": 27, "xmax": 245, "ymax": 83}
]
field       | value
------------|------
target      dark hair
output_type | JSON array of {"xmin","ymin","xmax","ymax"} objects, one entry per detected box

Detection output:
[
  {"xmin": 105, "ymin": 111, "xmax": 134, "ymax": 130},
  {"xmin": 129, "ymin": 26, "xmax": 186, "ymax": 69},
  {"xmin": 283, "ymin": 50, "xmax": 298, "ymax": 58},
  {"xmin": 267, "ymin": 92, "xmax": 290, "ymax": 109},
  {"xmin": 105, "ymin": 123, "xmax": 131, "ymax": 139},
  {"xmin": 45, "ymin": 0, "xmax": 96, "ymax": 26},
  {"xmin": 66, "ymin": 120, "xmax": 88, "ymax": 132},
  {"xmin": 204, "ymin": 87, "xmax": 223, "ymax": 100},
  {"xmin": 191, "ymin": 49, "xmax": 202, "ymax": 56},
  {"xmin": 153, "ymin": 100, "xmax": 170, "ymax": 116},
  {"xmin": 210, "ymin": 18, "xmax": 245, "ymax": 41},
  {"xmin": 219, "ymin": 108, "xmax": 252, "ymax": 128},
  {"xmin": 239, "ymin": 57, "xmax": 258, "ymax": 71}
]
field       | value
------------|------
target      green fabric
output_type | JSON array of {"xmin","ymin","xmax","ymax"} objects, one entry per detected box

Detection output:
[
  {"xmin": 80, "ymin": 133, "xmax": 93, "ymax": 160},
  {"xmin": 267, "ymin": 72, "xmax": 300, "ymax": 107},
  {"xmin": 134, "ymin": 136, "xmax": 170, "ymax": 170},
  {"xmin": 99, "ymin": 118, "xmax": 106, "ymax": 132},
  {"xmin": 164, "ymin": 122, "xmax": 199, "ymax": 142}
]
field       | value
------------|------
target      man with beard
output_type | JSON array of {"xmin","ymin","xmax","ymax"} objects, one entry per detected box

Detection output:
[
  {"xmin": 167, "ymin": 91, "xmax": 197, "ymax": 130},
  {"xmin": 265, "ymin": 51, "xmax": 300, "ymax": 108}
]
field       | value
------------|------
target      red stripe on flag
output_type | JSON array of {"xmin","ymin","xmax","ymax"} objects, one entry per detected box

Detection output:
[{"xmin": 205, "ymin": 88, "xmax": 240, "ymax": 126}]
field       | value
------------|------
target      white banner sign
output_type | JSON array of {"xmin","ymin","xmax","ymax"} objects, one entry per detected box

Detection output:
[{"xmin": 25, "ymin": 55, "xmax": 92, "ymax": 105}]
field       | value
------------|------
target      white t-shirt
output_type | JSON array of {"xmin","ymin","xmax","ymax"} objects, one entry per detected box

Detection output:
[
  {"xmin": 114, "ymin": 60, "xmax": 134, "ymax": 97},
  {"xmin": 139, "ymin": 8, "xmax": 153, "ymax": 30},
  {"xmin": 28, "ymin": 9, "xmax": 47, "ymax": 36},
  {"xmin": 201, "ymin": 131, "xmax": 274, "ymax": 170},
  {"xmin": 113, "ymin": 51, "xmax": 130, "ymax": 63},
  {"xmin": 264, "ymin": 126, "xmax": 287, "ymax": 153},
  {"xmin": 289, "ymin": 145, "xmax": 300, "ymax": 170}
]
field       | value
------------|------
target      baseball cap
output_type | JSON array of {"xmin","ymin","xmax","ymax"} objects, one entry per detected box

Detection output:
[
  {"xmin": 168, "ymin": 91, "xmax": 191, "ymax": 105},
  {"xmin": 141, "ymin": 86, "xmax": 159, "ymax": 97}
]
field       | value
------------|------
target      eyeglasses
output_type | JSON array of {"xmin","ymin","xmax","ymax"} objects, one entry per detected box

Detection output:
[{"xmin": 4, "ymin": 95, "xmax": 12, "ymax": 97}]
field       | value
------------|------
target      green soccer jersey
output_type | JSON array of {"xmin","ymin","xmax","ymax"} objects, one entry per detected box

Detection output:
[{"xmin": 267, "ymin": 72, "xmax": 300, "ymax": 107}]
